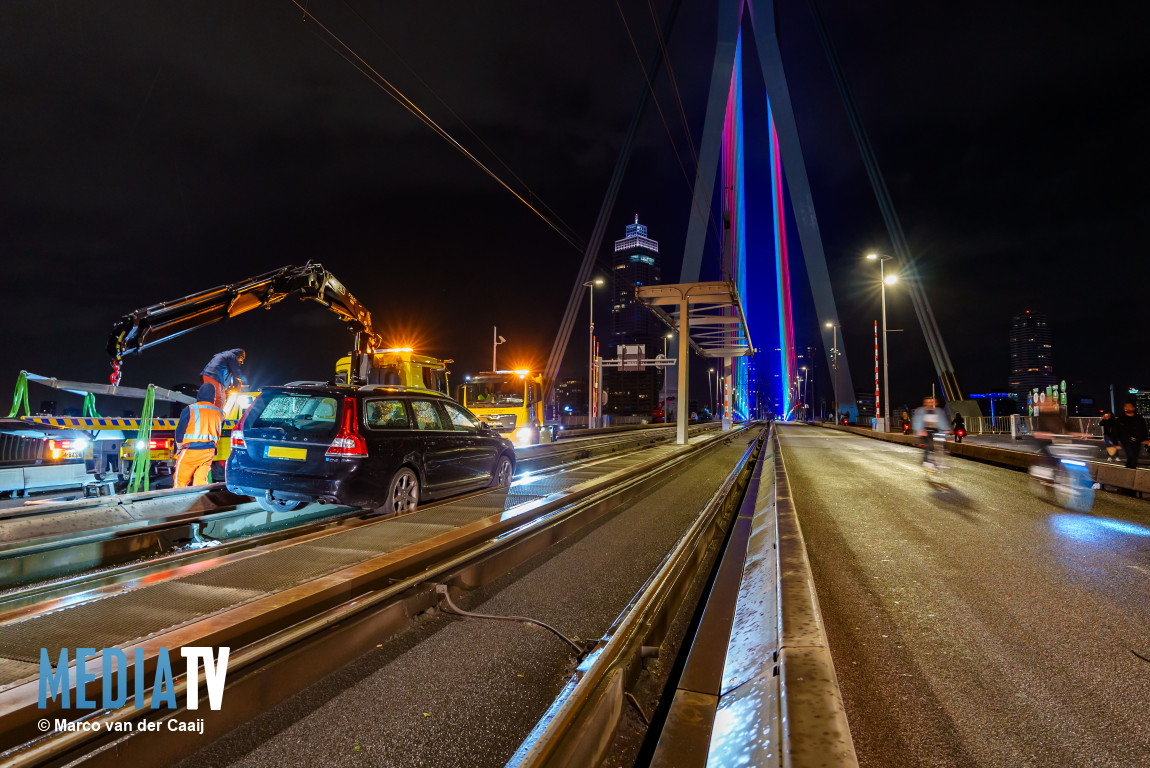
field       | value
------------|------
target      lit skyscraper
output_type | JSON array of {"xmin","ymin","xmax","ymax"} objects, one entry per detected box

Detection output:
[
  {"xmin": 1008, "ymin": 310, "xmax": 1055, "ymax": 400},
  {"xmin": 606, "ymin": 215, "xmax": 662, "ymax": 415},
  {"xmin": 611, "ymin": 214, "xmax": 661, "ymax": 340}
]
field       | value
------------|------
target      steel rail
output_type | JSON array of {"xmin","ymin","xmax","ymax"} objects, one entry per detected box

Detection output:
[
  {"xmin": 0, "ymin": 425, "xmax": 715, "ymax": 591},
  {"xmin": 0, "ymin": 425, "xmax": 745, "ymax": 767},
  {"xmin": 506, "ymin": 427, "xmax": 763, "ymax": 768}
]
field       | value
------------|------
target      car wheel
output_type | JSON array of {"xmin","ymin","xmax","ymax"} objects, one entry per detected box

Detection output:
[
  {"xmin": 384, "ymin": 467, "xmax": 420, "ymax": 515},
  {"xmin": 490, "ymin": 454, "xmax": 514, "ymax": 488},
  {"xmin": 257, "ymin": 495, "xmax": 305, "ymax": 513}
]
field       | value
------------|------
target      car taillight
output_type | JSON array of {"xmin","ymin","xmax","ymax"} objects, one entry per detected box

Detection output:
[
  {"xmin": 326, "ymin": 397, "xmax": 367, "ymax": 458},
  {"xmin": 230, "ymin": 408, "xmax": 251, "ymax": 451},
  {"xmin": 147, "ymin": 439, "xmax": 171, "ymax": 450},
  {"xmin": 48, "ymin": 439, "xmax": 72, "ymax": 451}
]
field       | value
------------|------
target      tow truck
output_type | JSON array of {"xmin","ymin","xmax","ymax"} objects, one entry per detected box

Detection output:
[
  {"xmin": 457, "ymin": 370, "xmax": 550, "ymax": 445},
  {"xmin": 7, "ymin": 263, "xmax": 450, "ymax": 493}
]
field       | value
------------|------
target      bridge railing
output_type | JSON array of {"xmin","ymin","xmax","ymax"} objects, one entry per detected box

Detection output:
[{"xmin": 965, "ymin": 416, "xmax": 1103, "ymax": 437}]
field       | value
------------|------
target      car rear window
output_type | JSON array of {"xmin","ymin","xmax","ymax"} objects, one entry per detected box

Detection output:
[
  {"xmin": 365, "ymin": 399, "xmax": 409, "ymax": 429},
  {"xmin": 249, "ymin": 393, "xmax": 340, "ymax": 435}
]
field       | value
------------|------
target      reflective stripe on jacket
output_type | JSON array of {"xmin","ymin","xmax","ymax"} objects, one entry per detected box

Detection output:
[{"xmin": 179, "ymin": 402, "xmax": 223, "ymax": 450}]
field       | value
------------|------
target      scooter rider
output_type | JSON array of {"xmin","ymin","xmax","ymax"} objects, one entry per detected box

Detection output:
[
  {"xmin": 912, "ymin": 396, "xmax": 946, "ymax": 470},
  {"xmin": 951, "ymin": 411, "xmax": 966, "ymax": 443}
]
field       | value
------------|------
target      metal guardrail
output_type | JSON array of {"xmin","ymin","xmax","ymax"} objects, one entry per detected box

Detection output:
[
  {"xmin": 648, "ymin": 428, "xmax": 858, "ymax": 768},
  {"xmin": 506, "ymin": 425, "xmax": 760, "ymax": 768}
]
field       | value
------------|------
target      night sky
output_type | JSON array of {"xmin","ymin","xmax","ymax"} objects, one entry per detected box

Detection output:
[{"xmin": 2, "ymin": 1, "xmax": 1145, "ymax": 415}]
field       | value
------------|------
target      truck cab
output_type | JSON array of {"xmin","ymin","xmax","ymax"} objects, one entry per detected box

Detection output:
[
  {"xmin": 457, "ymin": 370, "xmax": 547, "ymax": 446},
  {"xmin": 335, "ymin": 348, "xmax": 449, "ymax": 395}
]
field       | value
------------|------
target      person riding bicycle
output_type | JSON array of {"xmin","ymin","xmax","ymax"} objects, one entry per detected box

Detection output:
[
  {"xmin": 951, "ymin": 412, "xmax": 966, "ymax": 443},
  {"xmin": 912, "ymin": 396, "xmax": 946, "ymax": 470}
]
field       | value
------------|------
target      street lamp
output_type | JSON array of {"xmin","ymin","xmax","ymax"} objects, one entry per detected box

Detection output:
[
  {"xmin": 708, "ymin": 367, "xmax": 715, "ymax": 420},
  {"xmin": 583, "ymin": 278, "xmax": 605, "ymax": 427},
  {"xmin": 799, "ymin": 366, "xmax": 808, "ymax": 421},
  {"xmin": 866, "ymin": 253, "xmax": 897, "ymax": 430},
  {"xmin": 662, "ymin": 332, "xmax": 674, "ymax": 422},
  {"xmin": 825, "ymin": 321, "xmax": 841, "ymax": 421}
]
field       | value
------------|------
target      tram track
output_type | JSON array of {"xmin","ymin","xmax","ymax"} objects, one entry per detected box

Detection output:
[
  {"xmin": 0, "ymin": 423, "xmax": 741, "ymax": 767},
  {"xmin": 0, "ymin": 424, "xmax": 710, "ymax": 593}
]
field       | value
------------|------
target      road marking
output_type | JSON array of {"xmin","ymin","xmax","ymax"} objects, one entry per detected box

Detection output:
[{"xmin": 1127, "ymin": 565, "xmax": 1150, "ymax": 576}]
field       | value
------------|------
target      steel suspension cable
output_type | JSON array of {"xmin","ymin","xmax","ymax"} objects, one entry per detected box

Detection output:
[
  {"xmin": 293, "ymin": 0, "xmax": 587, "ymax": 254},
  {"xmin": 541, "ymin": 0, "xmax": 685, "ymax": 402},
  {"xmin": 338, "ymin": 0, "xmax": 586, "ymax": 249}
]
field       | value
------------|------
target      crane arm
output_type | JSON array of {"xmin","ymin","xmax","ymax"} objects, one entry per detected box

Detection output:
[{"xmin": 107, "ymin": 262, "xmax": 381, "ymax": 379}]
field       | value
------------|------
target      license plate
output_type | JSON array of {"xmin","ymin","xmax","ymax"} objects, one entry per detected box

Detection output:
[{"xmin": 266, "ymin": 446, "xmax": 307, "ymax": 460}]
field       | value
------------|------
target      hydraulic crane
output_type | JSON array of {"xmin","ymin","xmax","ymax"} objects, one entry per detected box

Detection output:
[{"xmin": 106, "ymin": 262, "xmax": 381, "ymax": 385}]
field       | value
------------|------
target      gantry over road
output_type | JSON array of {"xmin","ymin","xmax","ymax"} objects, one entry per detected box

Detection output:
[{"xmin": 776, "ymin": 424, "xmax": 1150, "ymax": 767}]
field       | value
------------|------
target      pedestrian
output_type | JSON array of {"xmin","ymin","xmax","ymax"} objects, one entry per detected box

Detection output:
[
  {"xmin": 201, "ymin": 349, "xmax": 246, "ymax": 408},
  {"xmin": 1099, "ymin": 411, "xmax": 1119, "ymax": 461},
  {"xmin": 174, "ymin": 383, "xmax": 223, "ymax": 487},
  {"xmin": 1113, "ymin": 401, "xmax": 1149, "ymax": 469}
]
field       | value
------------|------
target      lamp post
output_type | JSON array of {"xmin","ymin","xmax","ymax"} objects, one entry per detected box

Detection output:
[
  {"xmin": 662, "ymin": 332, "xmax": 673, "ymax": 422},
  {"xmin": 825, "ymin": 321, "xmax": 840, "ymax": 421},
  {"xmin": 866, "ymin": 253, "xmax": 897, "ymax": 431},
  {"xmin": 799, "ymin": 367, "xmax": 807, "ymax": 422},
  {"xmin": 584, "ymin": 279, "xmax": 602, "ymax": 429},
  {"xmin": 584, "ymin": 278, "xmax": 604, "ymax": 428},
  {"xmin": 708, "ymin": 367, "xmax": 715, "ymax": 420}
]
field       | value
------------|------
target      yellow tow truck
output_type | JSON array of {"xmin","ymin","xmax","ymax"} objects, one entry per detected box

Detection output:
[
  {"xmin": 334, "ymin": 348, "xmax": 449, "ymax": 394},
  {"xmin": 457, "ymin": 370, "xmax": 548, "ymax": 445}
]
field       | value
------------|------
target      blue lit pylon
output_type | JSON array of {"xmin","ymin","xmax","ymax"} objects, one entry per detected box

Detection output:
[{"xmin": 680, "ymin": 0, "xmax": 856, "ymax": 420}]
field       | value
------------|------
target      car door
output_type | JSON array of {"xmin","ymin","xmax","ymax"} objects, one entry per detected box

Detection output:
[
  {"xmin": 440, "ymin": 400, "xmax": 497, "ymax": 485},
  {"xmin": 361, "ymin": 397, "xmax": 415, "ymax": 497},
  {"xmin": 409, "ymin": 399, "xmax": 466, "ymax": 490}
]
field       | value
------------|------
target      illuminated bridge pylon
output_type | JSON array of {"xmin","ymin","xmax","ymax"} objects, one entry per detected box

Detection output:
[{"xmin": 679, "ymin": 0, "xmax": 855, "ymax": 421}]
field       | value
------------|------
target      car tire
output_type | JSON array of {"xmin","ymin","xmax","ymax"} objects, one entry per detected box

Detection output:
[
  {"xmin": 257, "ymin": 495, "xmax": 305, "ymax": 513},
  {"xmin": 490, "ymin": 454, "xmax": 514, "ymax": 488},
  {"xmin": 383, "ymin": 467, "xmax": 420, "ymax": 515}
]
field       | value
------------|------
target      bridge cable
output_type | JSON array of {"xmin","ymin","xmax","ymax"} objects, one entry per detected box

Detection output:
[
  {"xmin": 337, "ymin": 0, "xmax": 586, "ymax": 250},
  {"xmin": 292, "ymin": 0, "xmax": 588, "ymax": 255},
  {"xmin": 540, "ymin": 0, "xmax": 685, "ymax": 402},
  {"xmin": 613, "ymin": 0, "xmax": 725, "ymax": 272},
  {"xmin": 805, "ymin": 0, "xmax": 962, "ymax": 401}
]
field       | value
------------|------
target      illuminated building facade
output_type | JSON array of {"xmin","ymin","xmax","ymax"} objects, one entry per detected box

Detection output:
[
  {"xmin": 1008, "ymin": 310, "xmax": 1056, "ymax": 401},
  {"xmin": 606, "ymin": 215, "xmax": 662, "ymax": 416}
]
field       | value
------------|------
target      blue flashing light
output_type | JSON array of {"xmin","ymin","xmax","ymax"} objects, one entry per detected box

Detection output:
[{"xmin": 1060, "ymin": 459, "xmax": 1087, "ymax": 467}]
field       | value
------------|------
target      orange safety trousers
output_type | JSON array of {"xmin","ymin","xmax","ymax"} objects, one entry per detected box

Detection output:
[
  {"xmin": 175, "ymin": 448, "xmax": 215, "ymax": 487},
  {"xmin": 201, "ymin": 376, "xmax": 224, "ymax": 408}
]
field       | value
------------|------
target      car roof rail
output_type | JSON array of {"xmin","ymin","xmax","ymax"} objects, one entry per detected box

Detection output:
[
  {"xmin": 283, "ymin": 380, "xmax": 332, "ymax": 387},
  {"xmin": 356, "ymin": 384, "xmax": 444, "ymax": 396}
]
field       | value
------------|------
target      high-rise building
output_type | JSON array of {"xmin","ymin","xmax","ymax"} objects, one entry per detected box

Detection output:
[
  {"xmin": 610, "ymin": 215, "xmax": 661, "ymax": 340},
  {"xmin": 1008, "ymin": 310, "xmax": 1056, "ymax": 401},
  {"xmin": 605, "ymin": 215, "xmax": 662, "ymax": 416}
]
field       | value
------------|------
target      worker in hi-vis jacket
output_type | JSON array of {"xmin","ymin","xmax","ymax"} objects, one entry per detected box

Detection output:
[
  {"xmin": 174, "ymin": 382, "xmax": 223, "ymax": 487},
  {"xmin": 200, "ymin": 348, "xmax": 245, "ymax": 408}
]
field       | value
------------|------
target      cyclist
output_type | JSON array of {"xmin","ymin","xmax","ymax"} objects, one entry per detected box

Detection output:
[{"xmin": 912, "ymin": 396, "xmax": 946, "ymax": 470}]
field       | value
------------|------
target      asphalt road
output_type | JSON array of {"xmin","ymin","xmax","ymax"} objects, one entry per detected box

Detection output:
[{"xmin": 778, "ymin": 425, "xmax": 1150, "ymax": 768}]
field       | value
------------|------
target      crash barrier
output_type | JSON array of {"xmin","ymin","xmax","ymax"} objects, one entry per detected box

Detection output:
[
  {"xmin": 651, "ymin": 429, "xmax": 858, "ymax": 768},
  {"xmin": 817, "ymin": 424, "xmax": 1148, "ymax": 496}
]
